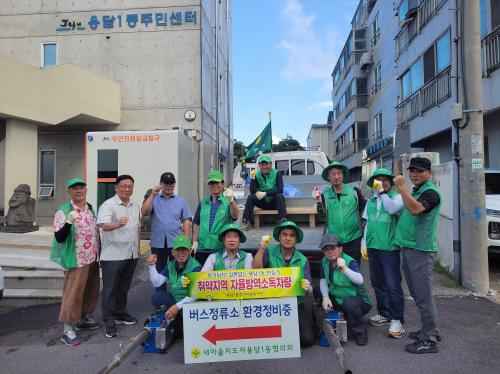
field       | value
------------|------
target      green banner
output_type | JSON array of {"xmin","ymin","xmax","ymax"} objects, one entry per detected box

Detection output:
[{"xmin": 244, "ymin": 121, "xmax": 272, "ymax": 160}]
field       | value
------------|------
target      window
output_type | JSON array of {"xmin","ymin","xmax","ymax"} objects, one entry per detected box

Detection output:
[
  {"xmin": 374, "ymin": 63, "xmax": 381, "ymax": 93},
  {"xmin": 354, "ymin": 28, "xmax": 366, "ymax": 51},
  {"xmin": 42, "ymin": 43, "xmax": 57, "ymax": 68},
  {"xmin": 480, "ymin": 0, "xmax": 489, "ymax": 37},
  {"xmin": 399, "ymin": 0, "xmax": 409, "ymax": 22},
  {"xmin": 423, "ymin": 45, "xmax": 435, "ymax": 83},
  {"xmin": 39, "ymin": 150, "xmax": 55, "ymax": 197},
  {"xmin": 374, "ymin": 112, "xmax": 383, "ymax": 141},
  {"xmin": 98, "ymin": 149, "xmax": 118, "ymax": 179},
  {"xmin": 275, "ymin": 160, "xmax": 289, "ymax": 175},
  {"xmin": 372, "ymin": 14, "xmax": 380, "ymax": 46},
  {"xmin": 436, "ymin": 31, "xmax": 450, "ymax": 73},
  {"xmin": 401, "ymin": 59, "xmax": 423, "ymax": 99}
]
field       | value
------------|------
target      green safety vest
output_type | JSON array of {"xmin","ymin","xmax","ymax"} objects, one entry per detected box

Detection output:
[
  {"xmin": 167, "ymin": 256, "xmax": 201, "ymax": 302},
  {"xmin": 395, "ymin": 181, "xmax": 441, "ymax": 252},
  {"xmin": 214, "ymin": 249, "xmax": 248, "ymax": 270},
  {"xmin": 199, "ymin": 195, "xmax": 232, "ymax": 251},
  {"xmin": 267, "ymin": 244, "xmax": 307, "ymax": 269},
  {"xmin": 323, "ymin": 184, "xmax": 362, "ymax": 243},
  {"xmin": 256, "ymin": 168, "xmax": 278, "ymax": 203},
  {"xmin": 366, "ymin": 188, "xmax": 399, "ymax": 250},
  {"xmin": 50, "ymin": 201, "xmax": 96, "ymax": 270},
  {"xmin": 322, "ymin": 254, "xmax": 371, "ymax": 306}
]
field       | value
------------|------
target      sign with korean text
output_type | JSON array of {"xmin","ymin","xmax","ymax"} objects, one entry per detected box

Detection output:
[
  {"xmin": 183, "ymin": 297, "xmax": 301, "ymax": 364},
  {"xmin": 186, "ymin": 267, "xmax": 305, "ymax": 300}
]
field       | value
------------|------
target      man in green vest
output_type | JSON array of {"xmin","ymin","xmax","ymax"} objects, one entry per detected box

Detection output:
[
  {"xmin": 147, "ymin": 235, "xmax": 201, "ymax": 337},
  {"xmin": 242, "ymin": 154, "xmax": 286, "ymax": 230},
  {"xmin": 315, "ymin": 233, "xmax": 371, "ymax": 346},
  {"xmin": 253, "ymin": 221, "xmax": 315, "ymax": 347},
  {"xmin": 361, "ymin": 169, "xmax": 405, "ymax": 339},
  {"xmin": 394, "ymin": 157, "xmax": 441, "ymax": 354},
  {"xmin": 315, "ymin": 161, "xmax": 366, "ymax": 262},
  {"xmin": 192, "ymin": 170, "xmax": 239, "ymax": 264},
  {"xmin": 201, "ymin": 223, "xmax": 253, "ymax": 271}
]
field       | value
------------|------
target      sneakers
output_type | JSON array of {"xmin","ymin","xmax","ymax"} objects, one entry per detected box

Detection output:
[
  {"xmin": 61, "ymin": 330, "xmax": 80, "ymax": 346},
  {"xmin": 405, "ymin": 339, "xmax": 439, "ymax": 354},
  {"xmin": 104, "ymin": 322, "xmax": 118, "ymax": 338},
  {"xmin": 387, "ymin": 320, "xmax": 405, "ymax": 338},
  {"xmin": 75, "ymin": 317, "xmax": 102, "ymax": 331},
  {"xmin": 114, "ymin": 312, "xmax": 138, "ymax": 325},
  {"xmin": 368, "ymin": 313, "xmax": 389, "ymax": 326},
  {"xmin": 409, "ymin": 330, "xmax": 442, "ymax": 342}
]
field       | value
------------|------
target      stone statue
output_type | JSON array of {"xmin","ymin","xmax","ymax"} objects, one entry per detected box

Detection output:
[{"xmin": 6, "ymin": 184, "xmax": 36, "ymax": 227}]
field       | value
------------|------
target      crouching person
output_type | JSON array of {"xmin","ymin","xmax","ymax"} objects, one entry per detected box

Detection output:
[
  {"xmin": 315, "ymin": 233, "xmax": 372, "ymax": 346},
  {"xmin": 201, "ymin": 223, "xmax": 253, "ymax": 271},
  {"xmin": 253, "ymin": 221, "xmax": 315, "ymax": 347},
  {"xmin": 147, "ymin": 235, "xmax": 201, "ymax": 337}
]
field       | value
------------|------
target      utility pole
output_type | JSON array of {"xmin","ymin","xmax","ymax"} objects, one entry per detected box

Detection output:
[{"xmin": 459, "ymin": 0, "xmax": 489, "ymax": 293}]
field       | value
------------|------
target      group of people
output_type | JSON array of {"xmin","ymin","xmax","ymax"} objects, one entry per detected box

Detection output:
[{"xmin": 50, "ymin": 154, "xmax": 441, "ymax": 356}]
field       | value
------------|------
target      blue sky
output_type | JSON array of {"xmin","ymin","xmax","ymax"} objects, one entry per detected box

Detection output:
[{"xmin": 232, "ymin": 0, "xmax": 358, "ymax": 146}]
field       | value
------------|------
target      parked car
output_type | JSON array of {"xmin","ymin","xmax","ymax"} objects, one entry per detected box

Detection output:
[
  {"xmin": 0, "ymin": 265, "xmax": 4, "ymax": 300},
  {"xmin": 486, "ymin": 170, "xmax": 500, "ymax": 255}
]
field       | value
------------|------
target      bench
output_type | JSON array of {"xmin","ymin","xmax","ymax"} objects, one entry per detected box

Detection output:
[{"xmin": 253, "ymin": 207, "xmax": 318, "ymax": 229}]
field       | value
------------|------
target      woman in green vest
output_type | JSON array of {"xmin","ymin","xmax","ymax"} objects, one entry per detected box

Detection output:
[
  {"xmin": 148, "ymin": 235, "xmax": 201, "ymax": 336},
  {"xmin": 192, "ymin": 170, "xmax": 239, "ymax": 264},
  {"xmin": 393, "ymin": 157, "xmax": 441, "ymax": 354},
  {"xmin": 253, "ymin": 220, "xmax": 315, "ymax": 347},
  {"xmin": 315, "ymin": 233, "xmax": 372, "ymax": 346},
  {"xmin": 242, "ymin": 154, "xmax": 287, "ymax": 230},
  {"xmin": 315, "ymin": 161, "xmax": 366, "ymax": 263},
  {"xmin": 361, "ymin": 169, "xmax": 405, "ymax": 339},
  {"xmin": 201, "ymin": 223, "xmax": 253, "ymax": 271}
]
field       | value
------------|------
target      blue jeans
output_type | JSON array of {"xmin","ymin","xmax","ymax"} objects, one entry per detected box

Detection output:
[
  {"xmin": 368, "ymin": 248, "xmax": 405, "ymax": 323},
  {"xmin": 151, "ymin": 291, "xmax": 177, "ymax": 309}
]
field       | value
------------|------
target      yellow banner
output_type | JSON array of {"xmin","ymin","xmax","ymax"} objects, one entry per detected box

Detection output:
[{"xmin": 187, "ymin": 267, "xmax": 305, "ymax": 300}]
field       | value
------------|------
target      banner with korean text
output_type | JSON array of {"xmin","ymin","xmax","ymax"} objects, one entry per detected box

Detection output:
[{"xmin": 186, "ymin": 267, "xmax": 304, "ymax": 300}]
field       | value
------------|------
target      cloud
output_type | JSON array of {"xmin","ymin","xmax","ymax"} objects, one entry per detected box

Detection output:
[
  {"xmin": 307, "ymin": 100, "xmax": 333, "ymax": 111},
  {"xmin": 278, "ymin": 0, "xmax": 346, "ymax": 82}
]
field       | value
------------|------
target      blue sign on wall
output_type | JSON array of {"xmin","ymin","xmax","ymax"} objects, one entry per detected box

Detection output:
[{"xmin": 367, "ymin": 137, "xmax": 393, "ymax": 157}]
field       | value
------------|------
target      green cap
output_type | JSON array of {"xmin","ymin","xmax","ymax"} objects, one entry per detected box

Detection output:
[
  {"xmin": 257, "ymin": 154, "xmax": 272, "ymax": 164},
  {"xmin": 273, "ymin": 220, "xmax": 304, "ymax": 243},
  {"xmin": 172, "ymin": 235, "xmax": 192, "ymax": 250},
  {"xmin": 66, "ymin": 178, "xmax": 86, "ymax": 188},
  {"xmin": 322, "ymin": 161, "xmax": 349, "ymax": 182},
  {"xmin": 218, "ymin": 223, "xmax": 247, "ymax": 243},
  {"xmin": 367, "ymin": 168, "xmax": 394, "ymax": 188},
  {"xmin": 207, "ymin": 170, "xmax": 224, "ymax": 183}
]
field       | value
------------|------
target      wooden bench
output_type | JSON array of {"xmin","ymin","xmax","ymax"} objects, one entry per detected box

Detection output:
[{"xmin": 253, "ymin": 207, "xmax": 318, "ymax": 229}]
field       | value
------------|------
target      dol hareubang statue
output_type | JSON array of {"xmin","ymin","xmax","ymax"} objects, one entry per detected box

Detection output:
[{"xmin": 4, "ymin": 184, "xmax": 38, "ymax": 231}]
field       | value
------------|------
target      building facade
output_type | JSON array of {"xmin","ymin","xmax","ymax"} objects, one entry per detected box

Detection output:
[
  {"xmin": 307, "ymin": 111, "xmax": 333, "ymax": 160},
  {"xmin": 0, "ymin": 0, "xmax": 233, "ymax": 224}
]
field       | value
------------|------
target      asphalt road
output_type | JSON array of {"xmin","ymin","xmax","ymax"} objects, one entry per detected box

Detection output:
[{"xmin": 1, "ymin": 275, "xmax": 500, "ymax": 374}]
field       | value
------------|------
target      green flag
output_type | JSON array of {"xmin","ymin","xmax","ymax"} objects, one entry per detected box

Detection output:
[{"xmin": 245, "ymin": 121, "xmax": 272, "ymax": 160}]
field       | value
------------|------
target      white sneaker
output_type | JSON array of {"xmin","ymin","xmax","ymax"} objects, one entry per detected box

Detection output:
[
  {"xmin": 368, "ymin": 313, "xmax": 389, "ymax": 326},
  {"xmin": 388, "ymin": 320, "xmax": 405, "ymax": 338}
]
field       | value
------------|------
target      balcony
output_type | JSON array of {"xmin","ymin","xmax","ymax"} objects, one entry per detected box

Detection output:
[
  {"xmin": 396, "ymin": 66, "xmax": 451, "ymax": 125},
  {"xmin": 333, "ymin": 51, "xmax": 365, "ymax": 96},
  {"xmin": 333, "ymin": 95, "xmax": 369, "ymax": 130},
  {"xmin": 334, "ymin": 139, "xmax": 369, "ymax": 162},
  {"xmin": 395, "ymin": 0, "xmax": 447, "ymax": 57},
  {"xmin": 482, "ymin": 26, "xmax": 500, "ymax": 77}
]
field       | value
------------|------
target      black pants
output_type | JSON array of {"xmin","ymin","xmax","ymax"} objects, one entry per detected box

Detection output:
[
  {"xmin": 314, "ymin": 286, "xmax": 371, "ymax": 337},
  {"xmin": 298, "ymin": 296, "xmax": 316, "ymax": 347},
  {"xmin": 151, "ymin": 247, "xmax": 173, "ymax": 291},
  {"xmin": 342, "ymin": 236, "xmax": 362, "ymax": 264},
  {"xmin": 243, "ymin": 193, "xmax": 287, "ymax": 221},
  {"xmin": 101, "ymin": 258, "xmax": 138, "ymax": 323}
]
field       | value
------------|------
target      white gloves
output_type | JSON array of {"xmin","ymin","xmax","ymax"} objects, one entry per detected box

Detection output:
[
  {"xmin": 66, "ymin": 211, "xmax": 80, "ymax": 224},
  {"xmin": 181, "ymin": 276, "xmax": 190, "ymax": 288},
  {"xmin": 300, "ymin": 279, "xmax": 310, "ymax": 292},
  {"xmin": 260, "ymin": 234, "xmax": 272, "ymax": 248},
  {"xmin": 223, "ymin": 188, "xmax": 234, "ymax": 202},
  {"xmin": 337, "ymin": 257, "xmax": 346, "ymax": 270},
  {"xmin": 255, "ymin": 191, "xmax": 266, "ymax": 200},
  {"xmin": 192, "ymin": 241, "xmax": 199, "ymax": 254},
  {"xmin": 372, "ymin": 180, "xmax": 384, "ymax": 193},
  {"xmin": 322, "ymin": 296, "xmax": 333, "ymax": 311}
]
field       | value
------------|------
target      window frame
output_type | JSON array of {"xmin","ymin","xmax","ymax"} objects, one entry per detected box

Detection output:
[
  {"xmin": 38, "ymin": 149, "xmax": 56, "ymax": 198},
  {"xmin": 41, "ymin": 42, "xmax": 58, "ymax": 68}
]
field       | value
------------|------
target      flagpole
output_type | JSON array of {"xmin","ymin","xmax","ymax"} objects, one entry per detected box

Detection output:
[{"xmin": 268, "ymin": 111, "xmax": 273, "ymax": 160}]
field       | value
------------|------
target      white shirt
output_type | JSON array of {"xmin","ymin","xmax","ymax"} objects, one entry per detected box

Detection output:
[
  {"xmin": 97, "ymin": 195, "xmax": 141, "ymax": 261},
  {"xmin": 201, "ymin": 249, "xmax": 253, "ymax": 271}
]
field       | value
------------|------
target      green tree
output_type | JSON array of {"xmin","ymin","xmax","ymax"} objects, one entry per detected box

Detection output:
[
  {"xmin": 272, "ymin": 135, "xmax": 304, "ymax": 152},
  {"xmin": 233, "ymin": 139, "xmax": 246, "ymax": 166}
]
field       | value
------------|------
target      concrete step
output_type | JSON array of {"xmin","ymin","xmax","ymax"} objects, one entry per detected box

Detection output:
[
  {"xmin": 3, "ymin": 270, "xmax": 64, "ymax": 290},
  {"xmin": 3, "ymin": 288, "xmax": 62, "ymax": 299},
  {"xmin": 0, "ymin": 247, "xmax": 60, "ymax": 270}
]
